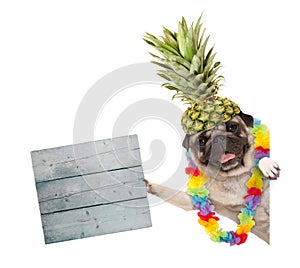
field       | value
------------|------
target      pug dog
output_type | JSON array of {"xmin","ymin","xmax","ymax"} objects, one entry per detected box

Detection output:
[{"xmin": 145, "ymin": 112, "xmax": 280, "ymax": 244}]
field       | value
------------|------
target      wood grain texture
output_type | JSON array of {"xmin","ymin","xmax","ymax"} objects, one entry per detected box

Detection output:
[
  {"xmin": 38, "ymin": 180, "xmax": 147, "ymax": 214},
  {"xmin": 31, "ymin": 135, "xmax": 139, "ymax": 166},
  {"xmin": 36, "ymin": 166, "xmax": 144, "ymax": 200},
  {"xmin": 31, "ymin": 135, "xmax": 140, "ymax": 182},
  {"xmin": 42, "ymin": 198, "xmax": 151, "ymax": 244},
  {"xmin": 31, "ymin": 135, "xmax": 152, "ymax": 244}
]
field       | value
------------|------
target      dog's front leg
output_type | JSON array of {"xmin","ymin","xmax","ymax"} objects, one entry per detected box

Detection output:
[{"xmin": 145, "ymin": 180, "xmax": 194, "ymax": 211}]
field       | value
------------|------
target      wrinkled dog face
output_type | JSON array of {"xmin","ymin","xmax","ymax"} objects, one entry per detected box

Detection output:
[{"xmin": 183, "ymin": 113, "xmax": 255, "ymax": 180}]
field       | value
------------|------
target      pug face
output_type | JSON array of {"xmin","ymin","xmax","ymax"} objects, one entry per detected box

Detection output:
[{"xmin": 183, "ymin": 113, "xmax": 256, "ymax": 180}]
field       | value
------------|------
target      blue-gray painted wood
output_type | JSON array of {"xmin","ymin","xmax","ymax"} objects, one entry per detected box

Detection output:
[
  {"xmin": 31, "ymin": 136, "xmax": 141, "ymax": 182},
  {"xmin": 31, "ymin": 135, "xmax": 151, "ymax": 244},
  {"xmin": 42, "ymin": 198, "xmax": 151, "ymax": 244},
  {"xmin": 36, "ymin": 166, "xmax": 145, "ymax": 214},
  {"xmin": 39, "ymin": 180, "xmax": 147, "ymax": 214}
]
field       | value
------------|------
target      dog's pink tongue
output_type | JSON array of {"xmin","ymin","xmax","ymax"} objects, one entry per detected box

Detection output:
[{"xmin": 220, "ymin": 153, "xmax": 236, "ymax": 164}]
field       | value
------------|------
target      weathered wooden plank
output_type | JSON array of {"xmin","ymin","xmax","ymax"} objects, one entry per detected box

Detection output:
[
  {"xmin": 32, "ymin": 147, "xmax": 142, "ymax": 182},
  {"xmin": 36, "ymin": 166, "xmax": 144, "ymax": 202},
  {"xmin": 31, "ymin": 135, "xmax": 139, "ymax": 166},
  {"xmin": 42, "ymin": 198, "xmax": 152, "ymax": 244},
  {"xmin": 39, "ymin": 181, "xmax": 147, "ymax": 214},
  {"xmin": 31, "ymin": 135, "xmax": 152, "ymax": 243}
]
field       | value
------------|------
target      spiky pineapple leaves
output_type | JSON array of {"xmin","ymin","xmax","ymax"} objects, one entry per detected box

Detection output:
[{"xmin": 143, "ymin": 14, "xmax": 225, "ymax": 104}]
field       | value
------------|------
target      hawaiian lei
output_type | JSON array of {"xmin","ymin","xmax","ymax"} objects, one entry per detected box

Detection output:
[{"xmin": 185, "ymin": 119, "xmax": 270, "ymax": 246}]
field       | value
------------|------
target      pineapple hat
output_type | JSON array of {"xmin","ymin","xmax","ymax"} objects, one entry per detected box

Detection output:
[{"xmin": 144, "ymin": 14, "xmax": 241, "ymax": 135}]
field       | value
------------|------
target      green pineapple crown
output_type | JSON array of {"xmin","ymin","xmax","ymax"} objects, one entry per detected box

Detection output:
[{"xmin": 144, "ymin": 14, "xmax": 241, "ymax": 134}]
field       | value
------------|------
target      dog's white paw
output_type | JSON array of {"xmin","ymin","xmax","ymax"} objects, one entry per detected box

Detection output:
[
  {"xmin": 143, "ymin": 179, "xmax": 153, "ymax": 193},
  {"xmin": 258, "ymin": 157, "xmax": 280, "ymax": 179}
]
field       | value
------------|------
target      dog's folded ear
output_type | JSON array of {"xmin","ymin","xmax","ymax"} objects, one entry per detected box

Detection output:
[
  {"xmin": 239, "ymin": 111, "xmax": 254, "ymax": 128},
  {"xmin": 182, "ymin": 134, "xmax": 191, "ymax": 150}
]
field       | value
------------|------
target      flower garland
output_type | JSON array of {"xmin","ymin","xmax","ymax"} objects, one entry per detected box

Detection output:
[{"xmin": 186, "ymin": 119, "xmax": 270, "ymax": 245}]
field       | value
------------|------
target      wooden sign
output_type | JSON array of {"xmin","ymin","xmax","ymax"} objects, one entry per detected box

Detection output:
[{"xmin": 31, "ymin": 135, "xmax": 152, "ymax": 244}]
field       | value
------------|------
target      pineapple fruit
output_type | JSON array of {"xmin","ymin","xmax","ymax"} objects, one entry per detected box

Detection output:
[{"xmin": 144, "ymin": 14, "xmax": 240, "ymax": 134}]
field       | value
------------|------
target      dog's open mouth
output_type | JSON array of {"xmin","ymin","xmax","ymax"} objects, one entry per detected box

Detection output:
[
  {"xmin": 220, "ymin": 153, "xmax": 236, "ymax": 164},
  {"xmin": 219, "ymin": 152, "xmax": 240, "ymax": 171},
  {"xmin": 202, "ymin": 143, "xmax": 249, "ymax": 172}
]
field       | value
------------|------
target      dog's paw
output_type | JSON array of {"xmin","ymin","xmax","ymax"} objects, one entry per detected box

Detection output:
[
  {"xmin": 143, "ymin": 179, "xmax": 152, "ymax": 193},
  {"xmin": 258, "ymin": 157, "xmax": 280, "ymax": 179}
]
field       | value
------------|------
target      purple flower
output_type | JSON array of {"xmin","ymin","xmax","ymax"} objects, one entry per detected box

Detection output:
[
  {"xmin": 255, "ymin": 150, "xmax": 270, "ymax": 160},
  {"xmin": 231, "ymin": 237, "xmax": 241, "ymax": 246},
  {"xmin": 187, "ymin": 159, "xmax": 197, "ymax": 169},
  {"xmin": 244, "ymin": 195, "xmax": 261, "ymax": 210}
]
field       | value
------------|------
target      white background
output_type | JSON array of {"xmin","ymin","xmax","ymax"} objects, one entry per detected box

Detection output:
[{"xmin": 1, "ymin": 0, "xmax": 299, "ymax": 267}]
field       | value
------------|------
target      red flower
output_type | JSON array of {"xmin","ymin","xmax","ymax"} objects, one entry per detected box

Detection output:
[
  {"xmin": 197, "ymin": 212, "xmax": 219, "ymax": 222},
  {"xmin": 235, "ymin": 233, "xmax": 248, "ymax": 245},
  {"xmin": 185, "ymin": 167, "xmax": 200, "ymax": 176},
  {"xmin": 255, "ymin": 146, "xmax": 270, "ymax": 154},
  {"xmin": 244, "ymin": 187, "xmax": 262, "ymax": 200}
]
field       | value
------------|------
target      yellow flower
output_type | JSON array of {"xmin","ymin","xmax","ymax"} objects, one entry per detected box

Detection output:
[
  {"xmin": 254, "ymin": 131, "xmax": 270, "ymax": 149},
  {"xmin": 246, "ymin": 168, "xmax": 264, "ymax": 190},
  {"xmin": 187, "ymin": 174, "xmax": 209, "ymax": 189},
  {"xmin": 198, "ymin": 219, "xmax": 207, "ymax": 227},
  {"xmin": 198, "ymin": 218, "xmax": 219, "ymax": 234},
  {"xmin": 187, "ymin": 176, "xmax": 200, "ymax": 189},
  {"xmin": 236, "ymin": 220, "xmax": 255, "ymax": 234}
]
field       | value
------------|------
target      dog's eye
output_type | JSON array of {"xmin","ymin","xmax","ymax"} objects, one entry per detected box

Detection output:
[
  {"xmin": 199, "ymin": 136, "xmax": 207, "ymax": 146},
  {"xmin": 226, "ymin": 123, "xmax": 239, "ymax": 133}
]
